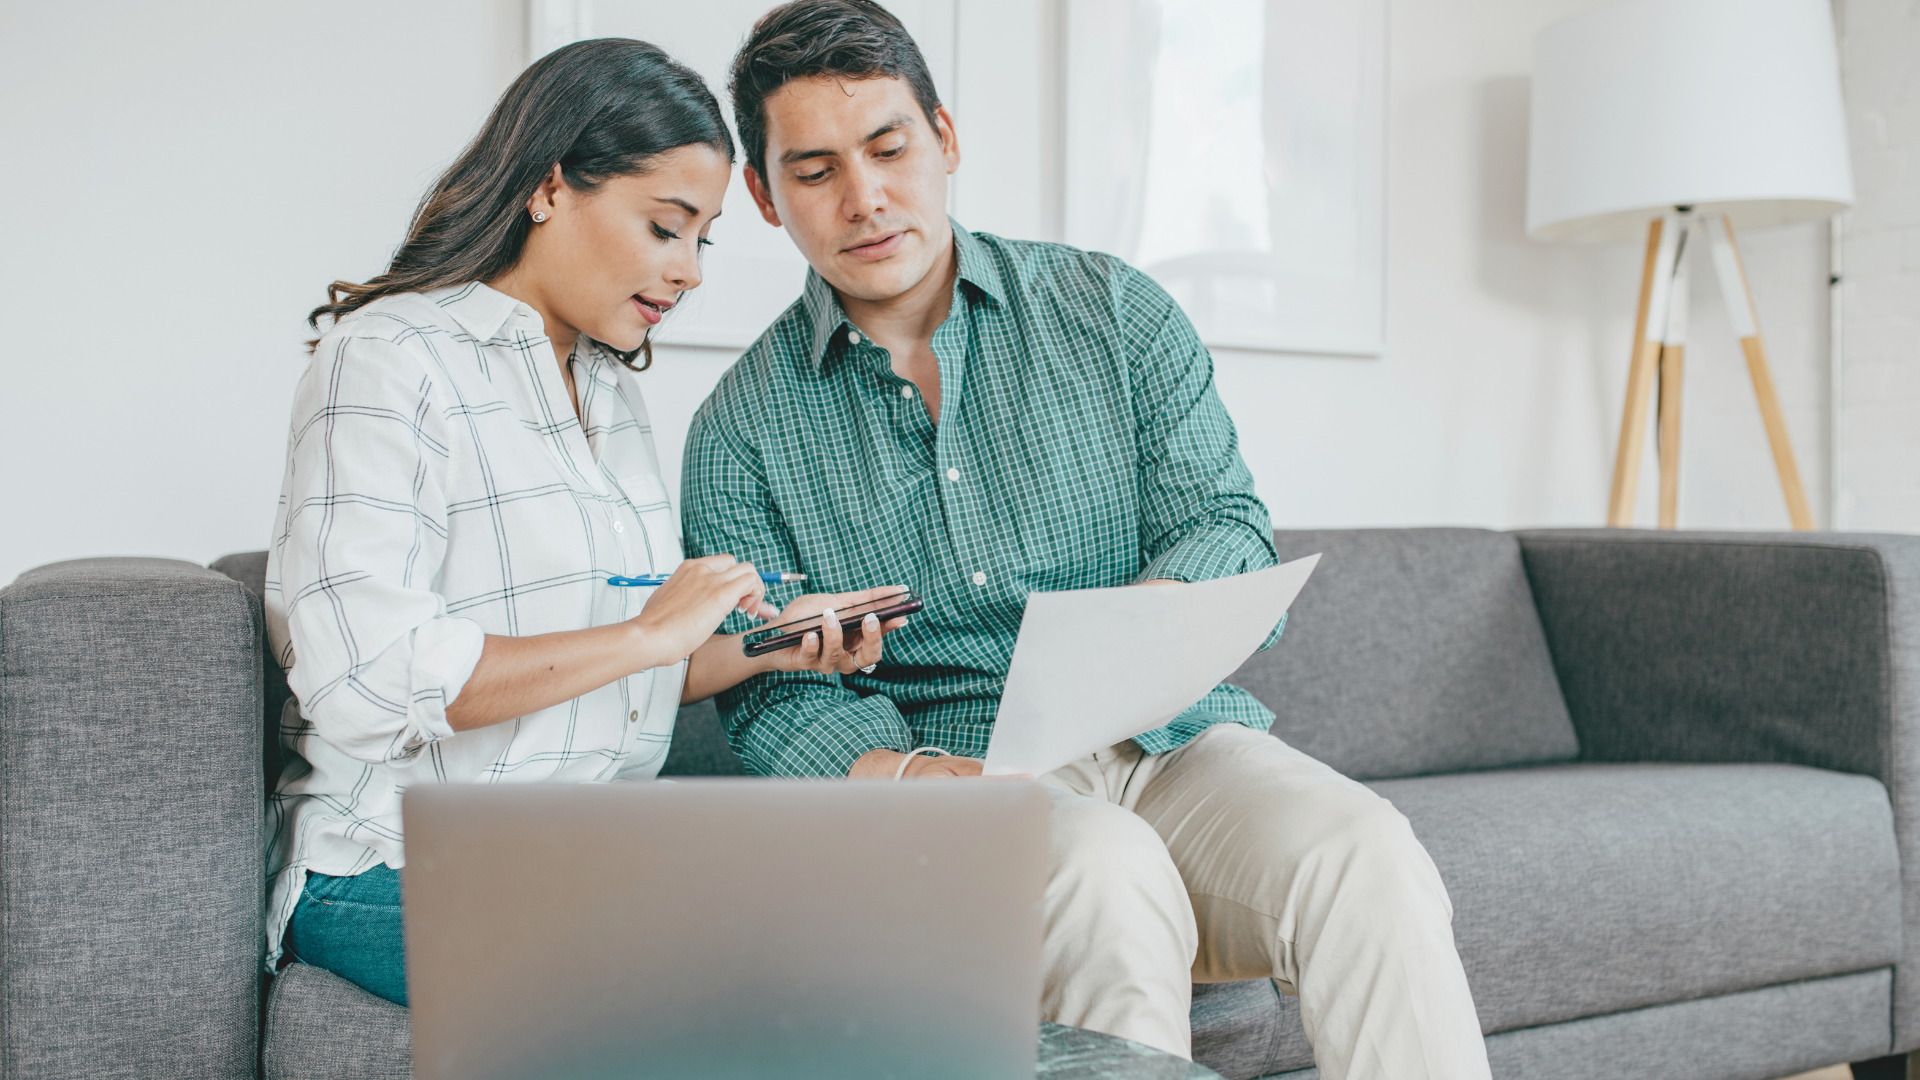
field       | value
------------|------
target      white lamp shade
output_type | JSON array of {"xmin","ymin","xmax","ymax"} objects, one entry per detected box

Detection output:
[{"xmin": 1526, "ymin": 0, "xmax": 1853, "ymax": 243}]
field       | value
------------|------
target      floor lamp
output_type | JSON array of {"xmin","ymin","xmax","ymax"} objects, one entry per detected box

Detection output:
[{"xmin": 1526, "ymin": 0, "xmax": 1854, "ymax": 530}]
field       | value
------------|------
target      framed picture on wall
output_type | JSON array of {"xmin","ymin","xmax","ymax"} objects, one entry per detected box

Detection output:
[{"xmin": 1065, "ymin": 0, "xmax": 1388, "ymax": 357}]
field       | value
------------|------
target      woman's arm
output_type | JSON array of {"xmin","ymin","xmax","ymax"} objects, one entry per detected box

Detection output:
[
  {"xmin": 446, "ymin": 622, "xmax": 649, "ymax": 731},
  {"xmin": 445, "ymin": 554, "xmax": 769, "ymax": 731},
  {"xmin": 445, "ymin": 568, "xmax": 912, "ymax": 731}
]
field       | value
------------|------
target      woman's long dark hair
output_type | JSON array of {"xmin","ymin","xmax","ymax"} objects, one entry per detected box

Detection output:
[{"xmin": 310, "ymin": 39, "xmax": 735, "ymax": 369}]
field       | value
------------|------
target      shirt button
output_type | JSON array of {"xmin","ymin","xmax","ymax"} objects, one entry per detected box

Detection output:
[
  {"xmin": 946, "ymin": 467, "xmax": 961, "ymax": 482},
  {"xmin": 848, "ymin": 330, "xmax": 862, "ymax": 345},
  {"xmin": 613, "ymin": 521, "xmax": 625, "ymax": 533},
  {"xmin": 629, "ymin": 710, "xmax": 639, "ymax": 723},
  {"xmin": 901, "ymin": 385, "xmax": 914, "ymax": 399},
  {"xmin": 972, "ymin": 571, "xmax": 987, "ymax": 586}
]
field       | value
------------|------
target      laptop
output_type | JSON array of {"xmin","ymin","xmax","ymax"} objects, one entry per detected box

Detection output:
[{"xmin": 402, "ymin": 779, "xmax": 1050, "ymax": 1080}]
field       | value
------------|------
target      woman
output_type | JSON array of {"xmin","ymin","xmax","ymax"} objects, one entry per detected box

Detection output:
[{"xmin": 263, "ymin": 38, "xmax": 902, "ymax": 1006}]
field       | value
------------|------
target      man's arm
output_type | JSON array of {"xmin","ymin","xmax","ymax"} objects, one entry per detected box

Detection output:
[
  {"xmin": 681, "ymin": 390, "xmax": 918, "ymax": 776},
  {"xmin": 1128, "ymin": 281, "xmax": 1285, "ymax": 647}
]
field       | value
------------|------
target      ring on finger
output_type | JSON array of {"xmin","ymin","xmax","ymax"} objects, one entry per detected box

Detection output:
[{"xmin": 860, "ymin": 663, "xmax": 877, "ymax": 674}]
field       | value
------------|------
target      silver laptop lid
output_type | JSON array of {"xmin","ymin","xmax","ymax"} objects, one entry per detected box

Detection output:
[{"xmin": 404, "ymin": 780, "xmax": 1049, "ymax": 1080}]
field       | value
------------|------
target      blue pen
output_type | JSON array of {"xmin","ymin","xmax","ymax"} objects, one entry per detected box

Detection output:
[{"xmin": 607, "ymin": 571, "xmax": 808, "ymax": 587}]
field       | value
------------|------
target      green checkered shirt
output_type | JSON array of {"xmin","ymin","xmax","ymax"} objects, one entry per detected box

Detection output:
[{"xmin": 682, "ymin": 223, "xmax": 1283, "ymax": 777}]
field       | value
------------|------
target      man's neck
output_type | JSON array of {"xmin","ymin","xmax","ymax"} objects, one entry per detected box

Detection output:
[{"xmin": 836, "ymin": 227, "xmax": 959, "ymax": 356}]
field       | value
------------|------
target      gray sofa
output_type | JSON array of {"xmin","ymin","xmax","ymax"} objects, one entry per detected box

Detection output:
[{"xmin": 2, "ymin": 528, "xmax": 1916, "ymax": 1080}]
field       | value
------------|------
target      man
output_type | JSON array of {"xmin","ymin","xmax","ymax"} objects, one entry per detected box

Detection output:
[{"xmin": 682, "ymin": 3, "xmax": 1492, "ymax": 1077}]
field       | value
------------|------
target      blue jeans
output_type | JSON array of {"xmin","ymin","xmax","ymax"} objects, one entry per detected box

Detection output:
[{"xmin": 284, "ymin": 865, "xmax": 407, "ymax": 1006}]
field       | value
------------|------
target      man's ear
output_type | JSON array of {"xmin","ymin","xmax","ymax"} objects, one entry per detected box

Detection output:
[
  {"xmin": 527, "ymin": 162, "xmax": 565, "ymax": 219},
  {"xmin": 744, "ymin": 166, "xmax": 783, "ymax": 228},
  {"xmin": 934, "ymin": 106, "xmax": 961, "ymax": 175}
]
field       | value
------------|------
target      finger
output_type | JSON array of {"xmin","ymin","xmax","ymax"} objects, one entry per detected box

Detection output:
[
  {"xmin": 879, "ymin": 616, "xmax": 909, "ymax": 633},
  {"xmin": 736, "ymin": 576, "xmax": 767, "ymax": 616},
  {"xmin": 769, "ymin": 625, "xmax": 820, "ymax": 671},
  {"xmin": 696, "ymin": 553, "xmax": 739, "ymax": 572},
  {"xmin": 850, "ymin": 613, "xmax": 884, "ymax": 668},
  {"xmin": 817, "ymin": 607, "xmax": 847, "ymax": 670},
  {"xmin": 719, "ymin": 564, "xmax": 762, "ymax": 610}
]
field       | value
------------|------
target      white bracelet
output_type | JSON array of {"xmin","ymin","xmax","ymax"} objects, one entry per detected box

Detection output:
[{"xmin": 893, "ymin": 746, "xmax": 950, "ymax": 781}]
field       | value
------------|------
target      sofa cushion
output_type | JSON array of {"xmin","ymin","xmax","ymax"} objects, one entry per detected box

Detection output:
[
  {"xmin": 1230, "ymin": 529, "xmax": 1579, "ymax": 780},
  {"xmin": 264, "ymin": 963, "xmax": 411, "ymax": 1080},
  {"xmin": 1387, "ymin": 762, "xmax": 1901, "ymax": 1032},
  {"xmin": 1188, "ymin": 762, "xmax": 1902, "ymax": 1080}
]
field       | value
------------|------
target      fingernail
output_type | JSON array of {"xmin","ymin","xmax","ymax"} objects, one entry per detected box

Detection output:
[
  {"xmin": 822, "ymin": 608, "xmax": 836, "ymax": 625},
  {"xmin": 864, "ymin": 613, "xmax": 879, "ymax": 629}
]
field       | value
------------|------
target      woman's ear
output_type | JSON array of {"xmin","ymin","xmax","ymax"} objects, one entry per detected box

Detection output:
[{"xmin": 525, "ymin": 163, "xmax": 565, "ymax": 221}]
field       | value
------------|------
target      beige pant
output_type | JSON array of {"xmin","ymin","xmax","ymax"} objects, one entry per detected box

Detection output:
[{"xmin": 1039, "ymin": 723, "xmax": 1491, "ymax": 1080}]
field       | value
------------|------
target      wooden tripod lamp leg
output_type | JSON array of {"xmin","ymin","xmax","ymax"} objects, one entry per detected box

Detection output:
[
  {"xmin": 1656, "ymin": 226, "xmax": 1693, "ymax": 530},
  {"xmin": 1657, "ymin": 341, "xmax": 1686, "ymax": 529},
  {"xmin": 1609, "ymin": 217, "xmax": 1676, "ymax": 527},
  {"xmin": 1707, "ymin": 216, "xmax": 1816, "ymax": 530}
]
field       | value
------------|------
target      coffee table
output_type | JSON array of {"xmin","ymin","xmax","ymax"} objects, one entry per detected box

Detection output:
[{"xmin": 1038, "ymin": 1022, "xmax": 1226, "ymax": 1079}]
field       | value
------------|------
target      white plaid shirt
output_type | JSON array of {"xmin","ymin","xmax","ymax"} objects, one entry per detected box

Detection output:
[{"xmin": 263, "ymin": 282, "xmax": 685, "ymax": 965}]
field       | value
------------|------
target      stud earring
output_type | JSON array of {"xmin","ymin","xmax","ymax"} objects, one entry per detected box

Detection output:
[{"xmin": 531, "ymin": 211, "xmax": 547, "ymax": 223}]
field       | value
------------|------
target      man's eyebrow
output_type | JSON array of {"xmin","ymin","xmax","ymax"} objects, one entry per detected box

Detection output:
[
  {"xmin": 862, "ymin": 115, "xmax": 914, "ymax": 144},
  {"xmin": 776, "ymin": 115, "xmax": 917, "ymax": 167}
]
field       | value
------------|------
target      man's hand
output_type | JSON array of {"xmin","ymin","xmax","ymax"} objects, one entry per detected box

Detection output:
[{"xmin": 848, "ymin": 748, "xmax": 986, "ymax": 779}]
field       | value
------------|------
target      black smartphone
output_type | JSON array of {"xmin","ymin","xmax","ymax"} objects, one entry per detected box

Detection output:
[{"xmin": 741, "ymin": 589, "xmax": 924, "ymax": 658}]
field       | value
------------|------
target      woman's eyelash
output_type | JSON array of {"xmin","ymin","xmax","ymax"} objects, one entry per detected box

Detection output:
[{"xmin": 653, "ymin": 223, "xmax": 713, "ymax": 246}]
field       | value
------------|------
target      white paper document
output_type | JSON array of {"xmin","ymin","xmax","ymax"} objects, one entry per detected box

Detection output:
[{"xmin": 982, "ymin": 555, "xmax": 1321, "ymax": 777}]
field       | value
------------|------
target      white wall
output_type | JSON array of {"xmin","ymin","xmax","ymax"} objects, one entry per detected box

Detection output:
[
  {"xmin": 0, "ymin": 0, "xmax": 525, "ymax": 584},
  {"xmin": 0, "ymin": 0, "xmax": 1878, "ymax": 587},
  {"xmin": 1837, "ymin": 0, "xmax": 1920, "ymax": 531}
]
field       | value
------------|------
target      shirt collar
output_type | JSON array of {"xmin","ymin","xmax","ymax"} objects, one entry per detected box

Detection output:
[
  {"xmin": 803, "ymin": 218, "xmax": 1006, "ymax": 372},
  {"xmin": 432, "ymin": 281, "xmax": 534, "ymax": 344}
]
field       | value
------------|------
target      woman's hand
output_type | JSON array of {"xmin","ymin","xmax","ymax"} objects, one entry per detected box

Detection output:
[
  {"xmin": 680, "ymin": 584, "xmax": 913, "ymax": 705},
  {"xmin": 762, "ymin": 586, "xmax": 911, "ymax": 676},
  {"xmin": 632, "ymin": 555, "xmax": 778, "ymax": 670}
]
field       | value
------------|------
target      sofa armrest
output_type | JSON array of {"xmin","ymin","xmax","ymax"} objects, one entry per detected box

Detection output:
[
  {"xmin": 1518, "ymin": 528, "xmax": 1920, "ymax": 1052},
  {"xmin": 0, "ymin": 557, "xmax": 264, "ymax": 1079}
]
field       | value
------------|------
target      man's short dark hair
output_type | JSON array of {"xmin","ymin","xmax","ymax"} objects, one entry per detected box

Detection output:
[{"xmin": 729, "ymin": 0, "xmax": 944, "ymax": 179}]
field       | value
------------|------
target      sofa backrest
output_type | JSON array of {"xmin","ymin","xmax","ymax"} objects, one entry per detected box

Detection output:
[{"xmin": 1228, "ymin": 528, "xmax": 1579, "ymax": 780}]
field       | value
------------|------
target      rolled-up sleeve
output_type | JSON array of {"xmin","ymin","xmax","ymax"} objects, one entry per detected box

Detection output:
[
  {"xmin": 270, "ymin": 335, "xmax": 484, "ymax": 766},
  {"xmin": 1128, "ymin": 284, "xmax": 1284, "ymax": 648}
]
